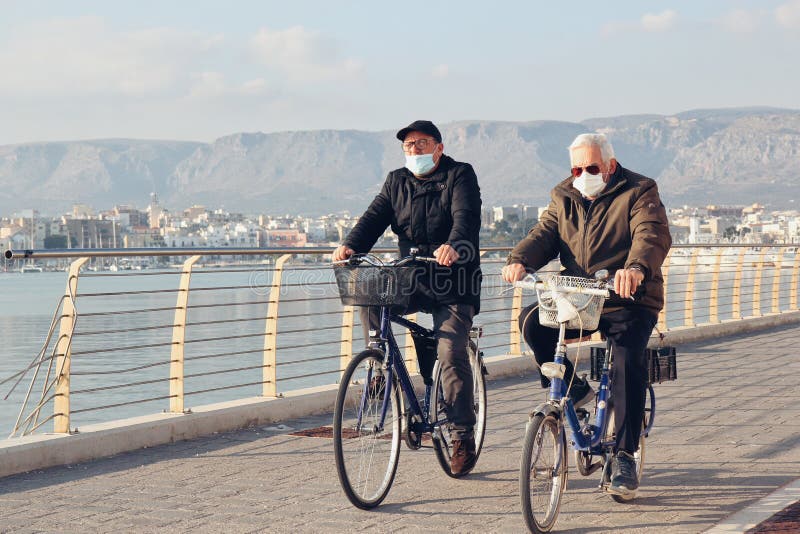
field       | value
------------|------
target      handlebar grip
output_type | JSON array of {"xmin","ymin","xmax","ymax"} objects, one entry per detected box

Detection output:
[{"xmin": 605, "ymin": 281, "xmax": 641, "ymax": 300}]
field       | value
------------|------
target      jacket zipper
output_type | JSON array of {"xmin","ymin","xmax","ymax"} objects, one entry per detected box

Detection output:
[{"xmin": 582, "ymin": 199, "xmax": 592, "ymax": 274}]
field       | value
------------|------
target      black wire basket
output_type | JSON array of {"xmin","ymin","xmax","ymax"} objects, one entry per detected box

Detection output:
[{"xmin": 333, "ymin": 264, "xmax": 417, "ymax": 307}]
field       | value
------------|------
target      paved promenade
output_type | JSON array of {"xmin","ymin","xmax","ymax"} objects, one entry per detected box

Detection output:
[{"xmin": 1, "ymin": 323, "xmax": 799, "ymax": 533}]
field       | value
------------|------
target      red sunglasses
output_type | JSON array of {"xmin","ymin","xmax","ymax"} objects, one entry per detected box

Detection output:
[{"xmin": 571, "ymin": 165, "xmax": 601, "ymax": 177}]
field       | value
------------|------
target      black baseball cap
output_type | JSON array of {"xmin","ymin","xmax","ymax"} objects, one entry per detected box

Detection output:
[{"xmin": 396, "ymin": 120, "xmax": 442, "ymax": 143}]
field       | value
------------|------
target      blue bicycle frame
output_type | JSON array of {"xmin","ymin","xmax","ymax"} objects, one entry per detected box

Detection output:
[
  {"xmin": 359, "ymin": 305, "xmax": 440, "ymax": 433},
  {"xmin": 544, "ymin": 323, "xmax": 656, "ymax": 454}
]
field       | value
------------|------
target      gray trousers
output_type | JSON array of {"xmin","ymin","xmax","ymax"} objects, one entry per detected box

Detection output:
[{"xmin": 360, "ymin": 303, "xmax": 476, "ymax": 440}]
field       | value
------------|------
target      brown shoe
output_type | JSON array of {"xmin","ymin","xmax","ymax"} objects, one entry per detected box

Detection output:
[{"xmin": 450, "ymin": 437, "xmax": 477, "ymax": 476}]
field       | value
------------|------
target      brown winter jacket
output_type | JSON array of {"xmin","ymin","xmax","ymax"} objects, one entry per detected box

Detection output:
[{"xmin": 507, "ymin": 164, "xmax": 671, "ymax": 314}]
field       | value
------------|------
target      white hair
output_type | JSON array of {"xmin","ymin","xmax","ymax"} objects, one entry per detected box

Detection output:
[{"xmin": 569, "ymin": 133, "xmax": 615, "ymax": 162}]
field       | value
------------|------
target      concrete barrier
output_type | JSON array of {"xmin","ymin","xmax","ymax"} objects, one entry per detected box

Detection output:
[{"xmin": 2, "ymin": 311, "xmax": 799, "ymax": 480}]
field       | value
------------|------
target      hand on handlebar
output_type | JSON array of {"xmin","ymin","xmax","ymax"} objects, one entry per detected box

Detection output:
[
  {"xmin": 332, "ymin": 245, "xmax": 354, "ymax": 262},
  {"xmin": 433, "ymin": 244, "xmax": 458, "ymax": 267},
  {"xmin": 614, "ymin": 267, "xmax": 645, "ymax": 299},
  {"xmin": 502, "ymin": 263, "xmax": 528, "ymax": 284}
]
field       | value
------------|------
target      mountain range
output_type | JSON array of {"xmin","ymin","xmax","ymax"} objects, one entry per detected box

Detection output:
[{"xmin": 1, "ymin": 107, "xmax": 798, "ymax": 216}]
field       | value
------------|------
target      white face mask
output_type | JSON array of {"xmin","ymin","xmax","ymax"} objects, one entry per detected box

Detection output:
[
  {"xmin": 572, "ymin": 170, "xmax": 606, "ymax": 197},
  {"xmin": 405, "ymin": 152, "xmax": 437, "ymax": 176}
]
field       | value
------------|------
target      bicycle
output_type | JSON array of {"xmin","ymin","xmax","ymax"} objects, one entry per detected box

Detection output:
[
  {"xmin": 331, "ymin": 251, "xmax": 488, "ymax": 509},
  {"xmin": 514, "ymin": 272, "xmax": 656, "ymax": 533}
]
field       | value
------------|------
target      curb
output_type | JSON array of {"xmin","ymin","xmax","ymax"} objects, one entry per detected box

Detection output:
[{"xmin": 704, "ymin": 479, "xmax": 800, "ymax": 533}]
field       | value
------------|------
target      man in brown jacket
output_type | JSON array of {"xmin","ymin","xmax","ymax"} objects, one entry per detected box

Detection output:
[{"xmin": 501, "ymin": 132, "xmax": 671, "ymax": 498}]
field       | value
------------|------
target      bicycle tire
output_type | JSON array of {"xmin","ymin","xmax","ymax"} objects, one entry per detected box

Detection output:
[
  {"xmin": 333, "ymin": 349, "xmax": 401, "ymax": 509},
  {"xmin": 520, "ymin": 413, "xmax": 567, "ymax": 533},
  {"xmin": 431, "ymin": 341, "xmax": 487, "ymax": 477},
  {"xmin": 643, "ymin": 383, "xmax": 655, "ymax": 435}
]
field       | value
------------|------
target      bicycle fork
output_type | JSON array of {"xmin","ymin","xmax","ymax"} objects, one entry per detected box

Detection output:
[{"xmin": 355, "ymin": 359, "xmax": 394, "ymax": 434}]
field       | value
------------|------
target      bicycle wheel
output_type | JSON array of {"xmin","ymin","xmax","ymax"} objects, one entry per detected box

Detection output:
[
  {"xmin": 520, "ymin": 413, "xmax": 567, "ymax": 533},
  {"xmin": 333, "ymin": 349, "xmax": 401, "ymax": 509},
  {"xmin": 643, "ymin": 383, "xmax": 655, "ymax": 435},
  {"xmin": 431, "ymin": 341, "xmax": 487, "ymax": 477}
]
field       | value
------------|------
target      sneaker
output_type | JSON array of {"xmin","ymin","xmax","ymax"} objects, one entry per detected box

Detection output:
[
  {"xmin": 450, "ymin": 437, "xmax": 477, "ymax": 476},
  {"xmin": 609, "ymin": 450, "xmax": 639, "ymax": 497},
  {"xmin": 568, "ymin": 375, "xmax": 595, "ymax": 409}
]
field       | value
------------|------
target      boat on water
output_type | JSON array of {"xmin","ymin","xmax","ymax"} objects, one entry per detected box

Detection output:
[{"xmin": 20, "ymin": 265, "xmax": 43, "ymax": 273}]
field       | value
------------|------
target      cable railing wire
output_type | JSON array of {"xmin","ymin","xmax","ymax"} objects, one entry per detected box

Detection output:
[
  {"xmin": 185, "ymin": 381, "xmax": 268, "ymax": 397},
  {"xmin": 185, "ymin": 348, "xmax": 264, "ymax": 362},
  {"xmin": 280, "ymin": 368, "xmax": 341, "ymax": 382},
  {"xmin": 184, "ymin": 364, "xmax": 270, "ymax": 380},
  {"xmin": 80, "ymin": 306, "xmax": 178, "ymax": 317},
  {"xmin": 70, "ymin": 341, "xmax": 176, "ymax": 357},
  {"xmin": 275, "ymin": 353, "xmax": 343, "ymax": 367},
  {"xmin": 71, "ymin": 376, "xmax": 172, "ymax": 395},
  {"xmin": 74, "ymin": 323, "xmax": 175, "ymax": 337},
  {"xmin": 71, "ymin": 395, "xmax": 176, "ymax": 414}
]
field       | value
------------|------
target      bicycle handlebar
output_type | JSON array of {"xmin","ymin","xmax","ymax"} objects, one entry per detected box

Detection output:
[
  {"xmin": 332, "ymin": 253, "xmax": 438, "ymax": 267},
  {"xmin": 511, "ymin": 273, "xmax": 642, "ymax": 301},
  {"xmin": 513, "ymin": 274, "xmax": 613, "ymax": 297}
]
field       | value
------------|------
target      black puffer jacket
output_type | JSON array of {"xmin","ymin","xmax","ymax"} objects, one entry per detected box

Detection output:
[{"xmin": 344, "ymin": 155, "xmax": 482, "ymax": 312}]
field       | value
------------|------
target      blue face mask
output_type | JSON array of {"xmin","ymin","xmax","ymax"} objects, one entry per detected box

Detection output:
[{"xmin": 405, "ymin": 153, "xmax": 437, "ymax": 176}]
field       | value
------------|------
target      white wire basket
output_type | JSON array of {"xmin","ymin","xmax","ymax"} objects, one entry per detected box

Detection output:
[{"xmin": 536, "ymin": 275, "xmax": 607, "ymax": 330}]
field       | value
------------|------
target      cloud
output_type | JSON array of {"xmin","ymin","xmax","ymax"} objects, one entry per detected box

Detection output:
[
  {"xmin": 602, "ymin": 10, "xmax": 678, "ymax": 35},
  {"xmin": 250, "ymin": 26, "xmax": 362, "ymax": 83},
  {"xmin": 776, "ymin": 0, "xmax": 800, "ymax": 29},
  {"xmin": 431, "ymin": 64, "xmax": 450, "ymax": 79},
  {"xmin": 718, "ymin": 9, "xmax": 761, "ymax": 33},
  {"xmin": 241, "ymin": 78, "xmax": 268, "ymax": 94},
  {"xmin": 0, "ymin": 16, "xmax": 221, "ymax": 96},
  {"xmin": 641, "ymin": 10, "xmax": 678, "ymax": 32},
  {"xmin": 187, "ymin": 72, "xmax": 270, "ymax": 99}
]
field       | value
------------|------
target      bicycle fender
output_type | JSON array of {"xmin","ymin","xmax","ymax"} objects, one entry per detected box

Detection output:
[{"xmin": 529, "ymin": 402, "xmax": 561, "ymax": 420}]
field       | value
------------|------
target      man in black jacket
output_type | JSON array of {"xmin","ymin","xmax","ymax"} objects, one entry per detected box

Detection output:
[{"xmin": 332, "ymin": 120, "xmax": 482, "ymax": 476}]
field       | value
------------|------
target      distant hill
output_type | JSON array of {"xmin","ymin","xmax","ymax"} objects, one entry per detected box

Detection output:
[{"xmin": 1, "ymin": 107, "xmax": 799, "ymax": 216}]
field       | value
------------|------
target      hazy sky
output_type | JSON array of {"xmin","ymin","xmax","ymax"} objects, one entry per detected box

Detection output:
[{"xmin": 1, "ymin": 0, "xmax": 798, "ymax": 145}]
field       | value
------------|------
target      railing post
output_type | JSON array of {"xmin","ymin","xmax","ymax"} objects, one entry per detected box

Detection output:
[
  {"xmin": 772, "ymin": 249, "xmax": 783, "ymax": 314},
  {"xmin": 792, "ymin": 251, "xmax": 800, "ymax": 310},
  {"xmin": 510, "ymin": 286, "xmax": 523, "ymax": 354},
  {"xmin": 658, "ymin": 253, "xmax": 670, "ymax": 332},
  {"xmin": 709, "ymin": 248, "xmax": 724, "ymax": 324},
  {"xmin": 169, "ymin": 255, "xmax": 201, "ymax": 414},
  {"xmin": 339, "ymin": 305, "xmax": 355, "ymax": 377},
  {"xmin": 263, "ymin": 254, "xmax": 291, "ymax": 397},
  {"xmin": 404, "ymin": 313, "xmax": 418, "ymax": 375},
  {"xmin": 753, "ymin": 247, "xmax": 768, "ymax": 317},
  {"xmin": 732, "ymin": 247, "xmax": 746, "ymax": 319},
  {"xmin": 54, "ymin": 257, "xmax": 89, "ymax": 433},
  {"xmin": 684, "ymin": 248, "xmax": 699, "ymax": 327}
]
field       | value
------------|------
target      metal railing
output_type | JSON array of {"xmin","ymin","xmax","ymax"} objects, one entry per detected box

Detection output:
[{"xmin": 2, "ymin": 244, "xmax": 799, "ymax": 437}]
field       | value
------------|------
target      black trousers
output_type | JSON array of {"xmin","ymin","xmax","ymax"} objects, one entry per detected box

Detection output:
[
  {"xmin": 518, "ymin": 304, "xmax": 657, "ymax": 453},
  {"xmin": 361, "ymin": 300, "xmax": 476, "ymax": 441}
]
